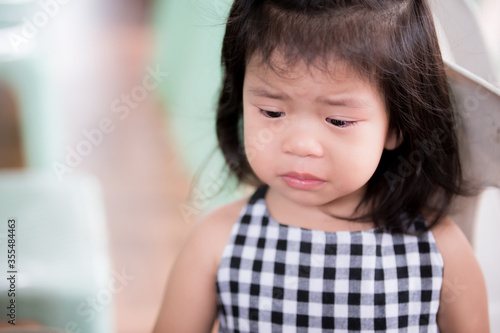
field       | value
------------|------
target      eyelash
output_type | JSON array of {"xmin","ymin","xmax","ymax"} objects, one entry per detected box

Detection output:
[
  {"xmin": 260, "ymin": 109, "xmax": 285, "ymax": 118},
  {"xmin": 326, "ymin": 118, "xmax": 357, "ymax": 128},
  {"xmin": 259, "ymin": 109, "xmax": 357, "ymax": 128}
]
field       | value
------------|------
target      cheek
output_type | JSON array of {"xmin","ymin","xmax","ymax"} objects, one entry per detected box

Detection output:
[
  {"xmin": 350, "ymin": 140, "xmax": 386, "ymax": 179},
  {"xmin": 325, "ymin": 127, "xmax": 386, "ymax": 177},
  {"xmin": 243, "ymin": 115, "xmax": 271, "ymax": 168},
  {"xmin": 244, "ymin": 126, "xmax": 277, "ymax": 167},
  {"xmin": 243, "ymin": 109, "xmax": 283, "ymax": 158}
]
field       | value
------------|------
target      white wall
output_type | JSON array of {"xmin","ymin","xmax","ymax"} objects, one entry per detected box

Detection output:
[{"xmin": 474, "ymin": 188, "xmax": 500, "ymax": 332}]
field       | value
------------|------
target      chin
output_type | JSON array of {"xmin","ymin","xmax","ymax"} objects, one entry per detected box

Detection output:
[
  {"xmin": 273, "ymin": 178, "xmax": 366, "ymax": 208},
  {"xmin": 273, "ymin": 183, "xmax": 336, "ymax": 206}
]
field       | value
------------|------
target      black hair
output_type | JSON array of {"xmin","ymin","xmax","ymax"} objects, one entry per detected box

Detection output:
[{"xmin": 216, "ymin": 0, "xmax": 472, "ymax": 232}]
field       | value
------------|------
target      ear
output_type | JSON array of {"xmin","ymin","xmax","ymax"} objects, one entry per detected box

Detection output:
[{"xmin": 384, "ymin": 128, "xmax": 403, "ymax": 150}]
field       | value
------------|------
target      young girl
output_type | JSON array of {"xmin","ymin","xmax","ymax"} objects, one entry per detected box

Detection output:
[{"xmin": 154, "ymin": 0, "xmax": 490, "ymax": 331}]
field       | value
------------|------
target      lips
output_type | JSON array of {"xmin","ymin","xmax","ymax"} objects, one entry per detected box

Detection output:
[{"xmin": 281, "ymin": 172, "xmax": 326, "ymax": 190}]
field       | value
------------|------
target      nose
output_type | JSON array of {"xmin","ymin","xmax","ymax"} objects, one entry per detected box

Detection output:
[{"xmin": 282, "ymin": 126, "xmax": 324, "ymax": 158}]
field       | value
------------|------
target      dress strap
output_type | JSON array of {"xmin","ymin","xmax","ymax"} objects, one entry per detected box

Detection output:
[{"xmin": 248, "ymin": 184, "xmax": 269, "ymax": 204}]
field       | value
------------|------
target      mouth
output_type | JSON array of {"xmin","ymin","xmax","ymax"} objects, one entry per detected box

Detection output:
[{"xmin": 281, "ymin": 172, "xmax": 326, "ymax": 190}]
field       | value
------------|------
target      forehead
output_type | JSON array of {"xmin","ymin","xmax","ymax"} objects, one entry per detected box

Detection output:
[
  {"xmin": 246, "ymin": 51, "xmax": 350, "ymax": 82},
  {"xmin": 244, "ymin": 51, "xmax": 380, "ymax": 97}
]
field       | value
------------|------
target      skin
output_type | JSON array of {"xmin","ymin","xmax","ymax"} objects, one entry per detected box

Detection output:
[
  {"xmin": 433, "ymin": 217, "xmax": 490, "ymax": 332},
  {"xmin": 152, "ymin": 53, "xmax": 490, "ymax": 332}
]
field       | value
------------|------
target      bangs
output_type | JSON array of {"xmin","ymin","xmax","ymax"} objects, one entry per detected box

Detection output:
[{"xmin": 241, "ymin": 1, "xmax": 403, "ymax": 82}]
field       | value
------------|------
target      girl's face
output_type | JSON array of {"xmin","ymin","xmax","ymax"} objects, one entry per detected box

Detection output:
[{"xmin": 242, "ymin": 53, "xmax": 399, "ymax": 214}]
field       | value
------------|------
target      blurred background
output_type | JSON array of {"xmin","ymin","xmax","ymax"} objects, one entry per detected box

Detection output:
[{"xmin": 0, "ymin": 0, "xmax": 499, "ymax": 332}]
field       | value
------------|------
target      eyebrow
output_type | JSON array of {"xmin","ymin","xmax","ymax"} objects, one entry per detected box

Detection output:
[
  {"xmin": 247, "ymin": 87, "xmax": 366, "ymax": 108},
  {"xmin": 247, "ymin": 87, "xmax": 289, "ymax": 100},
  {"xmin": 316, "ymin": 96, "xmax": 366, "ymax": 108}
]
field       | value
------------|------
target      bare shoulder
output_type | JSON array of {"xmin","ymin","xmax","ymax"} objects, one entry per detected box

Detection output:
[
  {"xmin": 429, "ymin": 216, "xmax": 490, "ymax": 332},
  {"xmin": 430, "ymin": 216, "xmax": 470, "ymax": 253},
  {"xmin": 193, "ymin": 195, "xmax": 250, "ymax": 271},
  {"xmin": 430, "ymin": 216, "xmax": 477, "ymax": 278},
  {"xmin": 198, "ymin": 195, "xmax": 250, "ymax": 229},
  {"xmin": 152, "ymin": 195, "xmax": 251, "ymax": 332}
]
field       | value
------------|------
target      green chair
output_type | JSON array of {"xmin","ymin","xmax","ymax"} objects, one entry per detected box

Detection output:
[
  {"xmin": 0, "ymin": 170, "xmax": 115, "ymax": 332},
  {"xmin": 0, "ymin": 0, "xmax": 62, "ymax": 170}
]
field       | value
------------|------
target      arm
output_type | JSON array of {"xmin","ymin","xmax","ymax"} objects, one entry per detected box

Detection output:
[
  {"xmin": 153, "ymin": 197, "xmax": 248, "ymax": 333},
  {"xmin": 152, "ymin": 216, "xmax": 219, "ymax": 333},
  {"xmin": 432, "ymin": 217, "xmax": 490, "ymax": 332}
]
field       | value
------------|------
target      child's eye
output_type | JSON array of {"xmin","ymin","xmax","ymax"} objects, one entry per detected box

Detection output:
[
  {"xmin": 326, "ymin": 118, "xmax": 357, "ymax": 128},
  {"xmin": 260, "ymin": 109, "xmax": 285, "ymax": 118}
]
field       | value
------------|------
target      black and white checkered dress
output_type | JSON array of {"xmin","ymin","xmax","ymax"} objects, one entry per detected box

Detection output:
[{"xmin": 215, "ymin": 186, "xmax": 443, "ymax": 332}]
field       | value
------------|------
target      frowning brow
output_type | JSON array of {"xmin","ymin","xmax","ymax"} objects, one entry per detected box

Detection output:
[
  {"xmin": 316, "ymin": 96, "xmax": 367, "ymax": 108},
  {"xmin": 247, "ymin": 87, "xmax": 290, "ymax": 100},
  {"xmin": 247, "ymin": 87, "xmax": 368, "ymax": 108}
]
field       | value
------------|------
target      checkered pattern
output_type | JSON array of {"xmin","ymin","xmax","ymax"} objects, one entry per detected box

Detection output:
[{"xmin": 215, "ymin": 186, "xmax": 443, "ymax": 332}]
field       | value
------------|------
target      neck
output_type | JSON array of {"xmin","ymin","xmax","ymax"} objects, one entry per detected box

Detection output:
[{"xmin": 264, "ymin": 185, "xmax": 375, "ymax": 232}]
